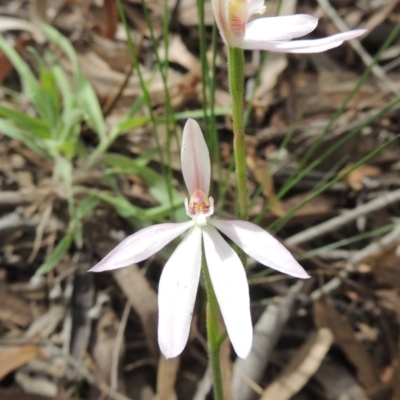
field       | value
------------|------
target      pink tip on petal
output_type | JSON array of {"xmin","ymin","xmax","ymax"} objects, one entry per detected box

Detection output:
[{"xmin": 181, "ymin": 119, "xmax": 211, "ymax": 196}]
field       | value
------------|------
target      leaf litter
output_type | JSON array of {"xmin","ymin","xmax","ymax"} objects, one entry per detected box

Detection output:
[{"xmin": 0, "ymin": 0, "xmax": 400, "ymax": 399}]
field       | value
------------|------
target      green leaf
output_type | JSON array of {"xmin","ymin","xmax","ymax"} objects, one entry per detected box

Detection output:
[
  {"xmin": 103, "ymin": 153, "xmax": 183, "ymax": 206},
  {"xmin": 53, "ymin": 65, "xmax": 75, "ymax": 116},
  {"xmin": 75, "ymin": 196, "xmax": 99, "ymax": 220},
  {"xmin": 73, "ymin": 225, "xmax": 84, "ymax": 249},
  {"xmin": 38, "ymin": 64, "xmax": 61, "ymax": 131},
  {"xmin": 115, "ymin": 116, "xmax": 150, "ymax": 134},
  {"xmin": 0, "ymin": 105, "xmax": 50, "ymax": 138},
  {"xmin": 55, "ymin": 157, "xmax": 74, "ymax": 216},
  {"xmin": 0, "ymin": 117, "xmax": 48, "ymax": 156},
  {"xmin": 61, "ymin": 108, "xmax": 84, "ymax": 144},
  {"xmin": 142, "ymin": 200, "xmax": 185, "ymax": 221},
  {"xmin": 0, "ymin": 37, "xmax": 51, "ymax": 123},
  {"xmin": 93, "ymin": 191, "xmax": 142, "ymax": 218},
  {"xmin": 76, "ymin": 72, "xmax": 106, "ymax": 141},
  {"xmin": 41, "ymin": 23, "xmax": 105, "ymax": 141},
  {"xmin": 103, "ymin": 150, "xmax": 156, "ymax": 168},
  {"xmin": 35, "ymin": 231, "xmax": 73, "ymax": 275},
  {"xmin": 41, "ymin": 23, "xmax": 78, "ymax": 71}
]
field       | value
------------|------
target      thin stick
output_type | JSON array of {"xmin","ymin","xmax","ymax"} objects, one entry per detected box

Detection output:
[
  {"xmin": 310, "ymin": 223, "xmax": 400, "ymax": 301},
  {"xmin": 315, "ymin": 0, "xmax": 400, "ymax": 96},
  {"xmin": 286, "ymin": 188, "xmax": 400, "ymax": 246},
  {"xmin": 46, "ymin": 344, "xmax": 132, "ymax": 400},
  {"xmin": 110, "ymin": 300, "xmax": 130, "ymax": 392}
]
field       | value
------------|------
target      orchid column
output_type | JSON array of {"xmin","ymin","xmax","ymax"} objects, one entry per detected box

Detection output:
[{"xmin": 211, "ymin": 0, "xmax": 366, "ymax": 221}]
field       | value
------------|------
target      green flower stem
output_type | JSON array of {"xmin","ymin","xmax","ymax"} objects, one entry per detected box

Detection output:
[
  {"xmin": 228, "ymin": 47, "xmax": 248, "ymax": 222},
  {"xmin": 202, "ymin": 258, "xmax": 224, "ymax": 400}
]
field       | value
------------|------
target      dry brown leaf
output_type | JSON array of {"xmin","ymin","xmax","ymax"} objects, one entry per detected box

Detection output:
[
  {"xmin": 156, "ymin": 356, "xmax": 180, "ymax": 400},
  {"xmin": 102, "ymin": 0, "xmax": 118, "ymax": 38},
  {"xmin": 391, "ymin": 343, "xmax": 400, "ymax": 400},
  {"xmin": 92, "ymin": 307, "xmax": 120, "ymax": 381},
  {"xmin": 91, "ymin": 34, "xmax": 133, "ymax": 73},
  {"xmin": 341, "ymin": 164, "xmax": 382, "ymax": 191},
  {"xmin": 250, "ymin": 159, "xmax": 286, "ymax": 217},
  {"xmin": 92, "ymin": 306, "xmax": 127, "ymax": 393},
  {"xmin": 375, "ymin": 290, "xmax": 400, "ymax": 319},
  {"xmin": 113, "ymin": 266, "xmax": 158, "ymax": 357},
  {"xmin": 0, "ymin": 346, "xmax": 42, "ymax": 380},
  {"xmin": 261, "ymin": 328, "xmax": 334, "ymax": 400},
  {"xmin": 161, "ymin": 35, "xmax": 200, "ymax": 72},
  {"xmin": 0, "ymin": 290, "xmax": 32, "ymax": 327},
  {"xmin": 245, "ymin": 138, "xmax": 285, "ymax": 217},
  {"xmin": 0, "ymin": 388, "xmax": 70, "ymax": 400},
  {"xmin": 280, "ymin": 193, "xmax": 337, "ymax": 223},
  {"xmin": 375, "ymin": 265, "xmax": 400, "ymax": 292},
  {"xmin": 314, "ymin": 301, "xmax": 381, "ymax": 390},
  {"xmin": 293, "ymin": 72, "xmax": 382, "ymax": 118}
]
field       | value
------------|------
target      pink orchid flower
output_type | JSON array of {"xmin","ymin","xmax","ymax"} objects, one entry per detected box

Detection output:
[
  {"xmin": 212, "ymin": 0, "xmax": 366, "ymax": 52},
  {"xmin": 90, "ymin": 118, "xmax": 309, "ymax": 359}
]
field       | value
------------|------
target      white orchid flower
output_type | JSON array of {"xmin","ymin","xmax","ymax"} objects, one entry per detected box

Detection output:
[
  {"xmin": 211, "ymin": 0, "xmax": 366, "ymax": 52},
  {"xmin": 90, "ymin": 118, "xmax": 309, "ymax": 359}
]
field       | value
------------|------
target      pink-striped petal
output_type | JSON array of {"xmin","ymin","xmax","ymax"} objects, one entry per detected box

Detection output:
[
  {"xmin": 244, "ymin": 14, "xmax": 318, "ymax": 41},
  {"xmin": 202, "ymin": 225, "xmax": 253, "ymax": 358},
  {"xmin": 241, "ymin": 29, "xmax": 367, "ymax": 53},
  {"xmin": 181, "ymin": 118, "xmax": 211, "ymax": 196},
  {"xmin": 210, "ymin": 219, "xmax": 310, "ymax": 279},
  {"xmin": 89, "ymin": 221, "xmax": 193, "ymax": 272},
  {"xmin": 158, "ymin": 226, "xmax": 202, "ymax": 358}
]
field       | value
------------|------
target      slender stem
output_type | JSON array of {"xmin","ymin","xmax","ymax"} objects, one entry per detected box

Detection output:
[
  {"xmin": 202, "ymin": 258, "xmax": 224, "ymax": 400},
  {"xmin": 228, "ymin": 47, "xmax": 248, "ymax": 221}
]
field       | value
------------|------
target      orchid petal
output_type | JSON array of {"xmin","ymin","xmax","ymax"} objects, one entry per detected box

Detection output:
[
  {"xmin": 241, "ymin": 29, "xmax": 367, "ymax": 53},
  {"xmin": 89, "ymin": 221, "xmax": 193, "ymax": 272},
  {"xmin": 181, "ymin": 118, "xmax": 211, "ymax": 196},
  {"xmin": 202, "ymin": 226, "xmax": 252, "ymax": 358},
  {"xmin": 210, "ymin": 219, "xmax": 309, "ymax": 279},
  {"xmin": 211, "ymin": 0, "xmax": 230, "ymax": 44},
  {"xmin": 158, "ymin": 227, "xmax": 202, "ymax": 358},
  {"xmin": 244, "ymin": 14, "xmax": 318, "ymax": 41},
  {"xmin": 247, "ymin": 0, "xmax": 266, "ymax": 21}
]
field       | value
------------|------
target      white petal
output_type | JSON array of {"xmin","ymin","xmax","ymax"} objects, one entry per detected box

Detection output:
[
  {"xmin": 210, "ymin": 219, "xmax": 310, "ymax": 279},
  {"xmin": 158, "ymin": 226, "xmax": 202, "ymax": 358},
  {"xmin": 241, "ymin": 29, "xmax": 367, "ymax": 53},
  {"xmin": 181, "ymin": 118, "xmax": 211, "ymax": 196},
  {"xmin": 210, "ymin": 0, "xmax": 230, "ymax": 44},
  {"xmin": 244, "ymin": 14, "xmax": 318, "ymax": 41},
  {"xmin": 202, "ymin": 226, "xmax": 252, "ymax": 358},
  {"xmin": 247, "ymin": 0, "xmax": 266, "ymax": 21},
  {"xmin": 89, "ymin": 221, "xmax": 193, "ymax": 272}
]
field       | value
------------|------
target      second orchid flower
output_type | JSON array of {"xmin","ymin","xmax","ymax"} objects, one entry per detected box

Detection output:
[{"xmin": 211, "ymin": 0, "xmax": 366, "ymax": 52}]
